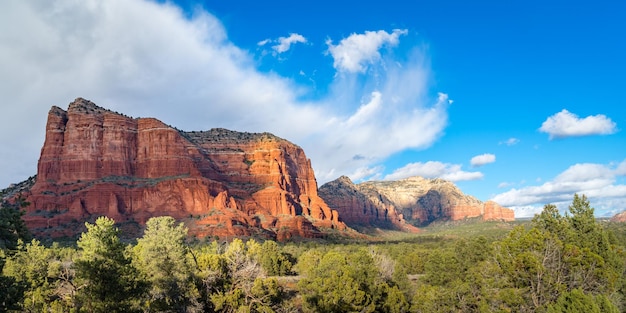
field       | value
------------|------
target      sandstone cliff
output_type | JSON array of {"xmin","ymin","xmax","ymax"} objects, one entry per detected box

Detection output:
[
  {"xmin": 318, "ymin": 176, "xmax": 418, "ymax": 232},
  {"xmin": 320, "ymin": 176, "xmax": 514, "ymax": 227},
  {"xmin": 23, "ymin": 98, "xmax": 345, "ymax": 240},
  {"xmin": 610, "ymin": 211, "xmax": 626, "ymax": 223}
]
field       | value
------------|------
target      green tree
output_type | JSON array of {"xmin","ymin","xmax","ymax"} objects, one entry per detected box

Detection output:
[
  {"xmin": 298, "ymin": 249, "xmax": 381, "ymax": 313},
  {"xmin": 195, "ymin": 239, "xmax": 284, "ymax": 312},
  {"xmin": 496, "ymin": 225, "xmax": 568, "ymax": 310},
  {"xmin": 383, "ymin": 285, "xmax": 410, "ymax": 313},
  {"xmin": 252, "ymin": 240, "xmax": 294, "ymax": 276},
  {"xmin": 3, "ymin": 239, "xmax": 56, "ymax": 312},
  {"xmin": 133, "ymin": 216, "xmax": 196, "ymax": 312},
  {"xmin": 0, "ymin": 201, "xmax": 31, "ymax": 251},
  {"xmin": 0, "ymin": 198, "xmax": 31, "ymax": 311},
  {"xmin": 423, "ymin": 249, "xmax": 460, "ymax": 286},
  {"xmin": 0, "ymin": 252, "xmax": 23, "ymax": 312},
  {"xmin": 546, "ymin": 289, "xmax": 619, "ymax": 313},
  {"xmin": 414, "ymin": 237, "xmax": 499, "ymax": 312},
  {"xmin": 74, "ymin": 216, "xmax": 145, "ymax": 313},
  {"xmin": 495, "ymin": 194, "xmax": 625, "ymax": 311}
]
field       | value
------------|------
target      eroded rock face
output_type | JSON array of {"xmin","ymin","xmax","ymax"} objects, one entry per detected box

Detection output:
[
  {"xmin": 318, "ymin": 176, "xmax": 418, "ymax": 232},
  {"xmin": 611, "ymin": 211, "xmax": 626, "ymax": 223},
  {"xmin": 24, "ymin": 98, "xmax": 345, "ymax": 240},
  {"xmin": 320, "ymin": 176, "xmax": 514, "ymax": 227}
]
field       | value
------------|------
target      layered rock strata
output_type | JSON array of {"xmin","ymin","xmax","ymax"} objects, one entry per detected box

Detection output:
[
  {"xmin": 318, "ymin": 176, "xmax": 418, "ymax": 232},
  {"xmin": 320, "ymin": 176, "xmax": 514, "ymax": 227},
  {"xmin": 23, "ymin": 98, "xmax": 345, "ymax": 240}
]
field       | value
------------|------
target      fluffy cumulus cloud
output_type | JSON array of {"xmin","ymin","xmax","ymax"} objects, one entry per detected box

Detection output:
[
  {"xmin": 492, "ymin": 160, "xmax": 626, "ymax": 217},
  {"xmin": 326, "ymin": 29, "xmax": 408, "ymax": 73},
  {"xmin": 470, "ymin": 153, "xmax": 495, "ymax": 167},
  {"xmin": 539, "ymin": 109, "xmax": 617, "ymax": 139},
  {"xmin": 384, "ymin": 161, "xmax": 483, "ymax": 182},
  {"xmin": 0, "ymin": 0, "xmax": 448, "ymax": 187}
]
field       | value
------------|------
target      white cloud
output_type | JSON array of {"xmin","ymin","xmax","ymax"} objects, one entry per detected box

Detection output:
[
  {"xmin": 326, "ymin": 29, "xmax": 408, "ymax": 73},
  {"xmin": 492, "ymin": 160, "xmax": 626, "ymax": 217},
  {"xmin": 498, "ymin": 182, "xmax": 513, "ymax": 188},
  {"xmin": 384, "ymin": 161, "xmax": 483, "ymax": 182},
  {"xmin": 272, "ymin": 33, "xmax": 307, "ymax": 53},
  {"xmin": 350, "ymin": 165, "xmax": 384, "ymax": 182},
  {"xmin": 346, "ymin": 91, "xmax": 383, "ymax": 126},
  {"xmin": 470, "ymin": 153, "xmax": 495, "ymax": 167},
  {"xmin": 509, "ymin": 205, "xmax": 545, "ymax": 219},
  {"xmin": 0, "ymin": 0, "xmax": 447, "ymax": 188},
  {"xmin": 499, "ymin": 137, "xmax": 520, "ymax": 146},
  {"xmin": 257, "ymin": 39, "xmax": 271, "ymax": 46},
  {"xmin": 539, "ymin": 109, "xmax": 617, "ymax": 139}
]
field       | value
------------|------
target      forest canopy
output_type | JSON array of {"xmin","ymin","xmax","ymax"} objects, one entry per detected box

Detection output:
[{"xmin": 0, "ymin": 194, "xmax": 625, "ymax": 312}]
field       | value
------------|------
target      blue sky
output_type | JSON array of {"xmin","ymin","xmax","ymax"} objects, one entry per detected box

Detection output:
[{"xmin": 0, "ymin": 0, "xmax": 624, "ymax": 217}]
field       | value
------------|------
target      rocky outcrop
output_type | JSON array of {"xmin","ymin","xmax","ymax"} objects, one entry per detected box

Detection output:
[
  {"xmin": 611, "ymin": 211, "xmax": 626, "ymax": 223},
  {"xmin": 318, "ymin": 176, "xmax": 418, "ymax": 232},
  {"xmin": 320, "ymin": 176, "xmax": 514, "ymax": 227},
  {"xmin": 22, "ymin": 98, "xmax": 345, "ymax": 240}
]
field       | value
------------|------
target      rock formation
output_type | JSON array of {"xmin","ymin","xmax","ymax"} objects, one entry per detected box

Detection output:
[
  {"xmin": 22, "ymin": 98, "xmax": 345, "ymax": 240},
  {"xmin": 610, "ymin": 211, "xmax": 626, "ymax": 223},
  {"xmin": 318, "ymin": 176, "xmax": 418, "ymax": 232},
  {"xmin": 320, "ymin": 176, "xmax": 514, "ymax": 227}
]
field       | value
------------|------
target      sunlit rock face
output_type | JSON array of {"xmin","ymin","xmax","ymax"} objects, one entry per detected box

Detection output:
[
  {"xmin": 320, "ymin": 176, "xmax": 514, "ymax": 227},
  {"xmin": 319, "ymin": 176, "xmax": 418, "ymax": 232},
  {"xmin": 23, "ymin": 98, "xmax": 345, "ymax": 240},
  {"xmin": 611, "ymin": 211, "xmax": 626, "ymax": 222}
]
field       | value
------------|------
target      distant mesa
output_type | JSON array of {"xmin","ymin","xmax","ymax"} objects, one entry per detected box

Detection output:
[
  {"xmin": 319, "ymin": 175, "xmax": 514, "ymax": 229},
  {"xmin": 6, "ymin": 97, "xmax": 513, "ymax": 241}
]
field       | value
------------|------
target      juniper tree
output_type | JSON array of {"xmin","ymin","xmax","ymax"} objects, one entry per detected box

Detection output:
[
  {"xmin": 133, "ymin": 216, "xmax": 195, "ymax": 312},
  {"xmin": 74, "ymin": 216, "xmax": 145, "ymax": 313}
]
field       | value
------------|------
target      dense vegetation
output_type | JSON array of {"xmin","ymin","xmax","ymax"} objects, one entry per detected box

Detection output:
[{"xmin": 1, "ymin": 194, "xmax": 625, "ymax": 312}]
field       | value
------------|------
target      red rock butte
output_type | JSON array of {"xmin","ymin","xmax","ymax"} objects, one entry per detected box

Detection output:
[{"xmin": 23, "ymin": 98, "xmax": 345, "ymax": 240}]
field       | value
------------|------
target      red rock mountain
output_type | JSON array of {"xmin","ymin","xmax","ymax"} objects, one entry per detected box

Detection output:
[
  {"xmin": 23, "ymin": 98, "xmax": 345, "ymax": 240},
  {"xmin": 319, "ymin": 176, "xmax": 514, "ymax": 227},
  {"xmin": 611, "ymin": 211, "xmax": 626, "ymax": 223},
  {"xmin": 318, "ymin": 176, "xmax": 419, "ymax": 232}
]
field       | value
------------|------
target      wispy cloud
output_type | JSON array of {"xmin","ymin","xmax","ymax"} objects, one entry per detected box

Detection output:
[
  {"xmin": 258, "ymin": 33, "xmax": 307, "ymax": 55},
  {"xmin": 499, "ymin": 137, "xmax": 520, "ymax": 146},
  {"xmin": 326, "ymin": 29, "xmax": 408, "ymax": 73},
  {"xmin": 272, "ymin": 33, "xmax": 307, "ymax": 53},
  {"xmin": 0, "ymin": 0, "xmax": 447, "ymax": 187},
  {"xmin": 497, "ymin": 182, "xmax": 514, "ymax": 188},
  {"xmin": 470, "ymin": 153, "xmax": 495, "ymax": 167},
  {"xmin": 539, "ymin": 109, "xmax": 617, "ymax": 139},
  {"xmin": 492, "ymin": 160, "xmax": 626, "ymax": 217},
  {"xmin": 384, "ymin": 161, "xmax": 483, "ymax": 182}
]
